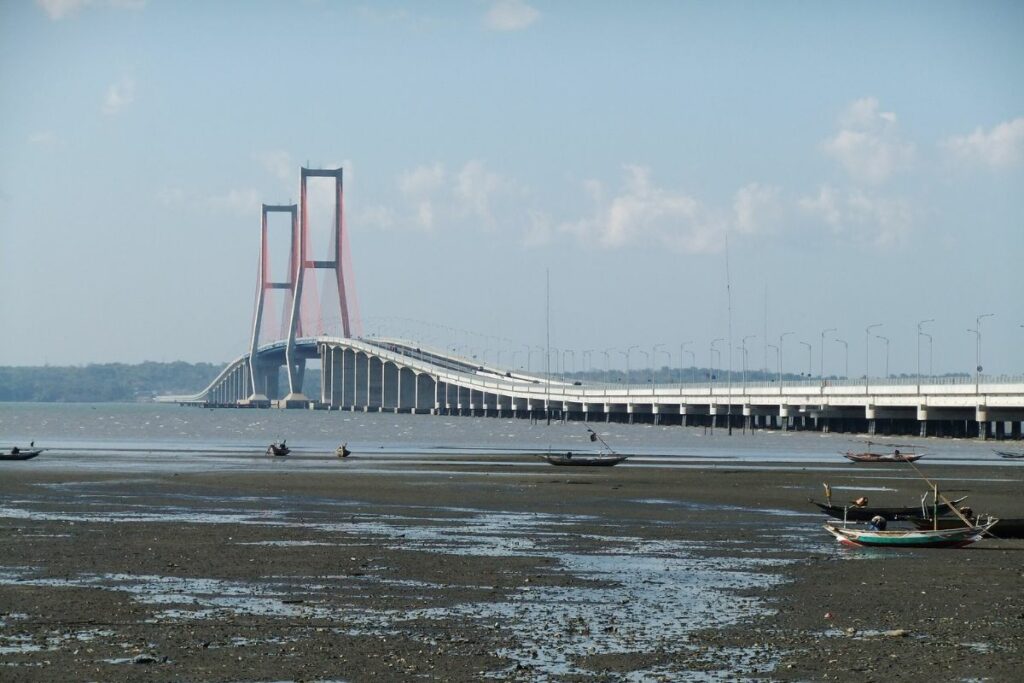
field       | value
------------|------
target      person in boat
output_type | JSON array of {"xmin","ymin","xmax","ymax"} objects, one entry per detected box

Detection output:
[
  {"xmin": 894, "ymin": 449, "xmax": 900, "ymax": 457},
  {"xmin": 565, "ymin": 451, "xmax": 572, "ymax": 459},
  {"xmin": 867, "ymin": 515, "xmax": 887, "ymax": 531},
  {"xmin": 851, "ymin": 496, "xmax": 868, "ymax": 508},
  {"xmin": 11, "ymin": 446, "xmax": 19, "ymax": 455}
]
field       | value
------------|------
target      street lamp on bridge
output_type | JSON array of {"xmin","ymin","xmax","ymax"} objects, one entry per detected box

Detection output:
[
  {"xmin": 680, "ymin": 342, "xmax": 694, "ymax": 385},
  {"xmin": 800, "ymin": 341, "xmax": 812, "ymax": 378},
  {"xmin": 710, "ymin": 338, "xmax": 724, "ymax": 387},
  {"xmin": 820, "ymin": 328, "xmax": 836, "ymax": 378},
  {"xmin": 917, "ymin": 318, "xmax": 934, "ymax": 391},
  {"xmin": 865, "ymin": 323, "xmax": 882, "ymax": 391},
  {"xmin": 768, "ymin": 344, "xmax": 780, "ymax": 387},
  {"xmin": 834, "ymin": 338, "xmax": 848, "ymax": 380},
  {"xmin": 741, "ymin": 335, "xmax": 755, "ymax": 390},
  {"xmin": 778, "ymin": 332, "xmax": 793, "ymax": 385},
  {"xmin": 973, "ymin": 313, "xmax": 994, "ymax": 393},
  {"xmin": 875, "ymin": 335, "xmax": 890, "ymax": 379}
]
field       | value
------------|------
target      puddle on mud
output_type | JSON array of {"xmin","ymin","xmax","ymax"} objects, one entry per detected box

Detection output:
[{"xmin": 0, "ymin": 492, "xmax": 807, "ymax": 679}]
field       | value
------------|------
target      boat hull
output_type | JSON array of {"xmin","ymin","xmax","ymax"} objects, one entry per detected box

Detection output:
[
  {"xmin": 542, "ymin": 454, "xmax": 628, "ymax": 467},
  {"xmin": 824, "ymin": 521, "xmax": 996, "ymax": 548},
  {"xmin": 842, "ymin": 452, "xmax": 924, "ymax": 463},
  {"xmin": 910, "ymin": 517, "xmax": 1024, "ymax": 538},
  {"xmin": 0, "ymin": 449, "xmax": 42, "ymax": 461},
  {"xmin": 810, "ymin": 497, "xmax": 967, "ymax": 521}
]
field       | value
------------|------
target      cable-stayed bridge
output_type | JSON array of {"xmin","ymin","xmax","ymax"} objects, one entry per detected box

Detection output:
[{"xmin": 161, "ymin": 167, "xmax": 1024, "ymax": 440}]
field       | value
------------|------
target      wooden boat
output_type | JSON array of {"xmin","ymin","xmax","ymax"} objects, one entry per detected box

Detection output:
[
  {"xmin": 1, "ymin": 448, "xmax": 43, "ymax": 461},
  {"xmin": 842, "ymin": 451, "xmax": 924, "ymax": 463},
  {"xmin": 541, "ymin": 452, "xmax": 629, "ymax": 467},
  {"xmin": 336, "ymin": 444, "xmax": 351, "ymax": 458},
  {"xmin": 810, "ymin": 495, "xmax": 967, "ymax": 522},
  {"xmin": 995, "ymin": 450, "xmax": 1024, "ymax": 459},
  {"xmin": 824, "ymin": 519, "xmax": 998, "ymax": 548},
  {"xmin": 266, "ymin": 442, "xmax": 290, "ymax": 456},
  {"xmin": 910, "ymin": 516, "xmax": 1024, "ymax": 538}
]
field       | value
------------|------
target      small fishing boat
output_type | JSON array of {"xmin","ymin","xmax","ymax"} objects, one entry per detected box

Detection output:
[
  {"xmin": 266, "ymin": 442, "xmax": 290, "ymax": 456},
  {"xmin": 995, "ymin": 450, "xmax": 1024, "ymax": 459},
  {"xmin": 541, "ymin": 452, "xmax": 629, "ymax": 467},
  {"xmin": 336, "ymin": 443, "xmax": 351, "ymax": 458},
  {"xmin": 1, "ymin": 448, "xmax": 43, "ymax": 461},
  {"xmin": 909, "ymin": 516, "xmax": 1024, "ymax": 538},
  {"xmin": 842, "ymin": 450, "xmax": 924, "ymax": 463},
  {"xmin": 810, "ymin": 496, "xmax": 967, "ymax": 522},
  {"xmin": 541, "ymin": 425, "xmax": 629, "ymax": 466},
  {"xmin": 824, "ymin": 519, "xmax": 997, "ymax": 548}
]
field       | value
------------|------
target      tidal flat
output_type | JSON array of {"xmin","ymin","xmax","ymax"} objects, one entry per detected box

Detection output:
[{"xmin": 1, "ymin": 450, "xmax": 1022, "ymax": 681}]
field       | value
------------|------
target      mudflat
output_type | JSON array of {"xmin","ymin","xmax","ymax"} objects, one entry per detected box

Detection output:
[{"xmin": 1, "ymin": 457, "xmax": 1022, "ymax": 681}]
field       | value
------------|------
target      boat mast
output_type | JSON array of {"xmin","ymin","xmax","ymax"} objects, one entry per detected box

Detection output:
[{"xmin": 546, "ymin": 268, "xmax": 551, "ymax": 426}]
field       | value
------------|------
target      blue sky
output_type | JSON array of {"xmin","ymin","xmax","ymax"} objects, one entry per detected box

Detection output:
[{"xmin": 1, "ymin": 0, "xmax": 1022, "ymax": 379}]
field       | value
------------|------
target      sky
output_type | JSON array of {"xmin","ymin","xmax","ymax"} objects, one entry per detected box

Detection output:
[{"xmin": 1, "ymin": 0, "xmax": 1023, "ymax": 379}]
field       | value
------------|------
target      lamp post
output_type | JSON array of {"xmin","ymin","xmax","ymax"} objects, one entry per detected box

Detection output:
[
  {"xmin": 602, "ymin": 348, "xmax": 614, "ymax": 383},
  {"xmin": 820, "ymin": 328, "xmax": 836, "ymax": 378},
  {"xmin": 865, "ymin": 323, "xmax": 882, "ymax": 392},
  {"xmin": 741, "ymin": 335, "xmax": 755, "ymax": 390},
  {"xmin": 523, "ymin": 344, "xmax": 532, "ymax": 373},
  {"xmin": 921, "ymin": 332, "xmax": 933, "ymax": 377},
  {"xmin": 652, "ymin": 343, "xmax": 665, "ymax": 381},
  {"xmin": 768, "ymin": 343, "xmax": 780, "ymax": 389},
  {"xmin": 563, "ymin": 349, "xmax": 574, "ymax": 382},
  {"xmin": 800, "ymin": 341, "xmax": 812, "ymax": 378},
  {"xmin": 637, "ymin": 350, "xmax": 650, "ymax": 382},
  {"xmin": 626, "ymin": 345, "xmax": 638, "ymax": 384},
  {"xmin": 710, "ymin": 338, "xmax": 724, "ymax": 388},
  {"xmin": 834, "ymin": 338, "xmax": 848, "ymax": 380},
  {"xmin": 778, "ymin": 332, "xmax": 793, "ymax": 385},
  {"xmin": 581, "ymin": 349, "xmax": 593, "ymax": 375},
  {"xmin": 875, "ymin": 335, "xmax": 890, "ymax": 379},
  {"xmin": 974, "ymin": 313, "xmax": 994, "ymax": 393},
  {"xmin": 511, "ymin": 350, "xmax": 520, "ymax": 372},
  {"xmin": 916, "ymin": 319, "xmax": 934, "ymax": 393},
  {"xmin": 680, "ymin": 341, "xmax": 694, "ymax": 385}
]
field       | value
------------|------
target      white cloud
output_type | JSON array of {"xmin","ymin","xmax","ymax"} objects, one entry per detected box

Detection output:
[
  {"xmin": 798, "ymin": 185, "xmax": 912, "ymax": 247},
  {"xmin": 822, "ymin": 97, "xmax": 913, "ymax": 184},
  {"xmin": 28, "ymin": 131, "xmax": 59, "ymax": 147},
  {"xmin": 942, "ymin": 117, "xmax": 1024, "ymax": 168},
  {"xmin": 560, "ymin": 165, "xmax": 726, "ymax": 253},
  {"xmin": 207, "ymin": 188, "xmax": 261, "ymax": 216},
  {"xmin": 455, "ymin": 160, "xmax": 504, "ymax": 229},
  {"xmin": 398, "ymin": 163, "xmax": 446, "ymax": 229},
  {"xmin": 102, "ymin": 78, "xmax": 135, "ymax": 115},
  {"xmin": 484, "ymin": 0, "xmax": 539, "ymax": 31},
  {"xmin": 36, "ymin": 0, "xmax": 144, "ymax": 21},
  {"xmin": 254, "ymin": 150, "xmax": 295, "ymax": 185},
  {"xmin": 733, "ymin": 183, "xmax": 782, "ymax": 236}
]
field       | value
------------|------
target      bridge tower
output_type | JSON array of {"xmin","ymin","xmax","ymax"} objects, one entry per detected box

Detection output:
[
  {"xmin": 245, "ymin": 204, "xmax": 298, "ymax": 405},
  {"xmin": 282, "ymin": 167, "xmax": 353, "ymax": 404}
]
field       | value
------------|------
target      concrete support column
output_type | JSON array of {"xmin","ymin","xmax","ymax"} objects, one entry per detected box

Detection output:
[{"xmin": 976, "ymin": 406, "xmax": 989, "ymax": 439}]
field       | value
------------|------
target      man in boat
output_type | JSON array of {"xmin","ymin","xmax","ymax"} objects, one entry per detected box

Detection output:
[
  {"xmin": 11, "ymin": 446, "xmax": 19, "ymax": 455},
  {"xmin": 868, "ymin": 515, "xmax": 887, "ymax": 531}
]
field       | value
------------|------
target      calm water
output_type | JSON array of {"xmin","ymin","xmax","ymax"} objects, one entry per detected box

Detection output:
[{"xmin": 0, "ymin": 402, "xmax": 1015, "ymax": 473}]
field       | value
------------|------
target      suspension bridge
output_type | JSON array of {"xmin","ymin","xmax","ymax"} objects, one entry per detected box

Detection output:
[{"xmin": 161, "ymin": 167, "xmax": 1024, "ymax": 440}]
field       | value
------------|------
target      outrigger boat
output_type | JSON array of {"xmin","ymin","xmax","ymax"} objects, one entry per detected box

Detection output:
[
  {"xmin": 266, "ymin": 442, "xmax": 290, "ymax": 457},
  {"xmin": 541, "ymin": 452, "xmax": 629, "ymax": 467},
  {"xmin": 842, "ymin": 451, "xmax": 924, "ymax": 463},
  {"xmin": 824, "ymin": 519, "xmax": 997, "ymax": 548},
  {"xmin": 810, "ymin": 494, "xmax": 968, "ymax": 521},
  {"xmin": 541, "ymin": 425, "xmax": 630, "ymax": 467},
  {"xmin": 1, "ymin": 448, "xmax": 43, "ymax": 461},
  {"xmin": 909, "ymin": 516, "xmax": 1024, "ymax": 538},
  {"xmin": 842, "ymin": 440, "xmax": 925, "ymax": 463},
  {"xmin": 995, "ymin": 449, "xmax": 1024, "ymax": 459}
]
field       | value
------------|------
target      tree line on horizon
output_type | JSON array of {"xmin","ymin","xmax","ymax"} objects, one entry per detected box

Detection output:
[{"xmin": 0, "ymin": 362, "xmax": 224, "ymax": 402}]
